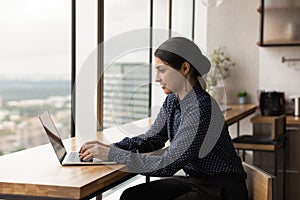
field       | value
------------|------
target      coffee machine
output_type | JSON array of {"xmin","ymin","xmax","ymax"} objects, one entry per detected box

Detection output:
[{"xmin": 260, "ymin": 91, "xmax": 285, "ymax": 116}]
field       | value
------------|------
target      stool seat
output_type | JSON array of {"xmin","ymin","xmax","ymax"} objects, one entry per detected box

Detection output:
[
  {"xmin": 233, "ymin": 133, "xmax": 287, "ymax": 151},
  {"xmin": 232, "ymin": 135, "xmax": 273, "ymax": 144},
  {"xmin": 233, "ymin": 134, "xmax": 287, "ymax": 144}
]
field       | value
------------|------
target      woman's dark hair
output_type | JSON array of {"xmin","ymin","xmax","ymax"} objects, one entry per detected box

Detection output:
[{"xmin": 154, "ymin": 48, "xmax": 200, "ymax": 80}]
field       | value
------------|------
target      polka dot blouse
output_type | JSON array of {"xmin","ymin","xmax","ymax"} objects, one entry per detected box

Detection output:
[{"xmin": 109, "ymin": 82, "xmax": 246, "ymax": 179}]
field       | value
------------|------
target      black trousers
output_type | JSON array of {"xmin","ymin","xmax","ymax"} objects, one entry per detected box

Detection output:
[{"xmin": 120, "ymin": 174, "xmax": 248, "ymax": 200}]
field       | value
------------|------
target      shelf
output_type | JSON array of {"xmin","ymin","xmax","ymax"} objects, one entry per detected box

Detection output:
[
  {"xmin": 257, "ymin": 41, "xmax": 300, "ymax": 47},
  {"xmin": 257, "ymin": 6, "xmax": 300, "ymax": 12},
  {"xmin": 264, "ymin": 6, "xmax": 300, "ymax": 10}
]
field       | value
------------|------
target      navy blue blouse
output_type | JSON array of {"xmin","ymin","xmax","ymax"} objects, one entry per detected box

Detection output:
[{"xmin": 109, "ymin": 82, "xmax": 246, "ymax": 179}]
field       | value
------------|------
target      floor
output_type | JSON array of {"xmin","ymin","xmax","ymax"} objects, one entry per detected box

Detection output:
[
  {"xmin": 90, "ymin": 175, "xmax": 153, "ymax": 200},
  {"xmin": 102, "ymin": 175, "xmax": 145, "ymax": 200}
]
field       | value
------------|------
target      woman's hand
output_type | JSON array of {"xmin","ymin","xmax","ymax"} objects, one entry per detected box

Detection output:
[{"xmin": 79, "ymin": 140, "xmax": 112, "ymax": 161}]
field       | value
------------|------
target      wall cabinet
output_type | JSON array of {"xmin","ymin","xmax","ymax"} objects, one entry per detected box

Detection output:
[{"xmin": 258, "ymin": 0, "xmax": 300, "ymax": 46}]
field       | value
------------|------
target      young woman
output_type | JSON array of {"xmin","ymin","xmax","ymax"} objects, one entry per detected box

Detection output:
[{"xmin": 80, "ymin": 37, "xmax": 248, "ymax": 200}]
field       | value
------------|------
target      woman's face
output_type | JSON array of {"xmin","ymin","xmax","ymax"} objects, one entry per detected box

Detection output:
[{"xmin": 155, "ymin": 57, "xmax": 185, "ymax": 95}]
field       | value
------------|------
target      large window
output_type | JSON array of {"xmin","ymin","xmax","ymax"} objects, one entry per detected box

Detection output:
[
  {"xmin": 103, "ymin": 0, "xmax": 151, "ymax": 128},
  {"xmin": 0, "ymin": 0, "xmax": 201, "ymax": 155},
  {"xmin": 99, "ymin": 0, "xmax": 198, "ymax": 128},
  {"xmin": 172, "ymin": 0, "xmax": 194, "ymax": 39},
  {"xmin": 0, "ymin": 0, "xmax": 71, "ymax": 155}
]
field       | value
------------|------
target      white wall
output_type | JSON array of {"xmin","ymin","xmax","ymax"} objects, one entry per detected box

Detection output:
[
  {"xmin": 205, "ymin": 0, "xmax": 300, "ymax": 106},
  {"xmin": 259, "ymin": 47, "xmax": 300, "ymax": 109},
  {"xmin": 205, "ymin": 0, "xmax": 300, "ymax": 136},
  {"xmin": 206, "ymin": 0, "xmax": 260, "ymax": 105},
  {"xmin": 199, "ymin": 0, "xmax": 261, "ymax": 136}
]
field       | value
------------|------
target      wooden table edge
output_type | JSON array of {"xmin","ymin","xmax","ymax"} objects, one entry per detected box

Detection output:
[{"xmin": 225, "ymin": 104, "xmax": 258, "ymax": 126}]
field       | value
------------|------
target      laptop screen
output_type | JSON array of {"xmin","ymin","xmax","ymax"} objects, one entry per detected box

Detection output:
[{"xmin": 39, "ymin": 111, "xmax": 67, "ymax": 163}]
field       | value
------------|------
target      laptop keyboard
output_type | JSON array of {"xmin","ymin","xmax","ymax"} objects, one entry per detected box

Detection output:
[
  {"xmin": 66, "ymin": 152, "xmax": 81, "ymax": 162},
  {"xmin": 66, "ymin": 152, "xmax": 94, "ymax": 162}
]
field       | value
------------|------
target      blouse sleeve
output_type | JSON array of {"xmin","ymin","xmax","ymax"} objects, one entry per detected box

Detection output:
[
  {"xmin": 113, "ymin": 97, "xmax": 169, "ymax": 153},
  {"xmin": 108, "ymin": 100, "xmax": 216, "ymax": 177}
]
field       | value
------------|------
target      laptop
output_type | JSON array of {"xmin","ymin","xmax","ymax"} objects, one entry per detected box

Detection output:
[{"xmin": 38, "ymin": 110, "xmax": 116, "ymax": 165}]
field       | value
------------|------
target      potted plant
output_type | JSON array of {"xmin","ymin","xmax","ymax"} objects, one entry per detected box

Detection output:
[
  {"xmin": 237, "ymin": 91, "xmax": 247, "ymax": 104},
  {"xmin": 206, "ymin": 47, "xmax": 235, "ymax": 105},
  {"xmin": 207, "ymin": 47, "xmax": 236, "ymax": 87}
]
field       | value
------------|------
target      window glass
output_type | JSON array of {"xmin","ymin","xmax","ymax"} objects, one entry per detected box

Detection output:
[
  {"xmin": 0, "ymin": 0, "xmax": 71, "ymax": 155},
  {"xmin": 103, "ymin": 0, "xmax": 150, "ymax": 128},
  {"xmin": 75, "ymin": 0, "xmax": 98, "ymax": 141},
  {"xmin": 151, "ymin": 0, "xmax": 169, "ymax": 119},
  {"xmin": 172, "ymin": 0, "xmax": 193, "ymax": 39}
]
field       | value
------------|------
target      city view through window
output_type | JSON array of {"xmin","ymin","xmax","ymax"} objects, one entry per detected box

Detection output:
[
  {"xmin": 0, "ymin": 0, "xmax": 71, "ymax": 156},
  {"xmin": 0, "ymin": 0, "xmax": 152, "ymax": 156},
  {"xmin": 0, "ymin": 80, "xmax": 71, "ymax": 155}
]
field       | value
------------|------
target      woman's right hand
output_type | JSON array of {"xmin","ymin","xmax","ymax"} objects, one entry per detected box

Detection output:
[{"xmin": 79, "ymin": 140, "xmax": 112, "ymax": 161}]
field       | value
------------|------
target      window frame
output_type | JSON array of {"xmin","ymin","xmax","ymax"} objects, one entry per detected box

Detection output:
[{"xmin": 92, "ymin": 0, "xmax": 197, "ymax": 132}]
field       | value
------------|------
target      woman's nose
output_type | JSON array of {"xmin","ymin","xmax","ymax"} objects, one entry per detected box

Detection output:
[{"xmin": 155, "ymin": 73, "xmax": 161, "ymax": 83}]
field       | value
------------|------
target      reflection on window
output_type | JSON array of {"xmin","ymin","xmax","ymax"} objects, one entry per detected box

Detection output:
[
  {"xmin": 104, "ymin": 62, "xmax": 149, "ymax": 127},
  {"xmin": 0, "ymin": 0, "xmax": 71, "ymax": 156},
  {"xmin": 172, "ymin": 0, "xmax": 194, "ymax": 39},
  {"xmin": 103, "ymin": 0, "xmax": 150, "ymax": 128}
]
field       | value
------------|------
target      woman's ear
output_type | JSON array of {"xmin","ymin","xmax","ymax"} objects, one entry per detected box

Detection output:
[{"xmin": 181, "ymin": 62, "xmax": 191, "ymax": 76}]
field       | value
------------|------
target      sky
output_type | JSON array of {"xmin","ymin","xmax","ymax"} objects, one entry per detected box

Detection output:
[
  {"xmin": 0, "ymin": 0, "xmax": 211, "ymax": 80},
  {"xmin": 0, "ymin": 0, "xmax": 146, "ymax": 80},
  {"xmin": 0, "ymin": 0, "xmax": 70, "ymax": 80}
]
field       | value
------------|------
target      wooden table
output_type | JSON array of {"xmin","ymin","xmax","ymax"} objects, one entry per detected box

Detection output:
[
  {"xmin": 0, "ymin": 104, "xmax": 257, "ymax": 200},
  {"xmin": 225, "ymin": 104, "xmax": 258, "ymax": 126},
  {"xmin": 0, "ymin": 122, "xmax": 147, "ymax": 200},
  {"xmin": 286, "ymin": 115, "xmax": 300, "ymax": 125},
  {"xmin": 225, "ymin": 104, "xmax": 258, "ymax": 137}
]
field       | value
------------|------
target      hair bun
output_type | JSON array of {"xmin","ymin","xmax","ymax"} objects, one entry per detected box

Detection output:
[{"xmin": 157, "ymin": 37, "xmax": 211, "ymax": 76}]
